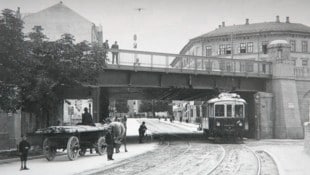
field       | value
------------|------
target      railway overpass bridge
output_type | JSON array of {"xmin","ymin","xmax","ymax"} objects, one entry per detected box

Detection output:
[{"xmin": 63, "ymin": 42, "xmax": 310, "ymax": 139}]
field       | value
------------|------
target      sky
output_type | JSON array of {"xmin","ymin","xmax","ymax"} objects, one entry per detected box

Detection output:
[{"xmin": 1, "ymin": 0, "xmax": 310, "ymax": 53}]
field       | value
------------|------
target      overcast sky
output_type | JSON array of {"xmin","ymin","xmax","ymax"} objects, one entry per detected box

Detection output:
[{"xmin": 1, "ymin": 0, "xmax": 310, "ymax": 53}]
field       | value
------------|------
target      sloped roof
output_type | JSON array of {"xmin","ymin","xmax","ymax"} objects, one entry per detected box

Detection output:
[
  {"xmin": 194, "ymin": 22, "xmax": 310, "ymax": 39},
  {"xmin": 23, "ymin": 2, "xmax": 91, "ymax": 24},
  {"xmin": 22, "ymin": 2, "xmax": 94, "ymax": 42}
]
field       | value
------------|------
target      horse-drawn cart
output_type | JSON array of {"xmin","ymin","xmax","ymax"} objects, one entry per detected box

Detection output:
[{"xmin": 35, "ymin": 124, "xmax": 108, "ymax": 161}]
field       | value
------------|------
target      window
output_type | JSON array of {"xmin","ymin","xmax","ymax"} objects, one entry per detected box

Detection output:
[
  {"xmin": 302, "ymin": 59, "xmax": 308, "ymax": 66},
  {"xmin": 206, "ymin": 46, "xmax": 212, "ymax": 56},
  {"xmin": 290, "ymin": 40, "xmax": 296, "ymax": 52},
  {"xmin": 262, "ymin": 41, "xmax": 268, "ymax": 54},
  {"xmin": 246, "ymin": 62, "xmax": 254, "ymax": 72},
  {"xmin": 240, "ymin": 43, "xmax": 246, "ymax": 53},
  {"xmin": 226, "ymin": 44, "xmax": 231, "ymax": 54},
  {"xmin": 302, "ymin": 41, "xmax": 308, "ymax": 53},
  {"xmin": 227, "ymin": 105, "xmax": 232, "ymax": 117},
  {"xmin": 262, "ymin": 64, "xmax": 266, "ymax": 73},
  {"xmin": 215, "ymin": 105, "xmax": 224, "ymax": 117},
  {"xmin": 235, "ymin": 105, "xmax": 243, "ymax": 118},
  {"xmin": 247, "ymin": 42, "xmax": 253, "ymax": 53},
  {"xmin": 219, "ymin": 44, "xmax": 225, "ymax": 55}
]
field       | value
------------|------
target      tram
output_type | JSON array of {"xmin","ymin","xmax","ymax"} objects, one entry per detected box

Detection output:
[{"xmin": 201, "ymin": 93, "xmax": 247, "ymax": 139}]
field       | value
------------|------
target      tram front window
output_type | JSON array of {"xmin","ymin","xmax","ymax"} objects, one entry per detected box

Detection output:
[
  {"xmin": 235, "ymin": 105, "xmax": 243, "ymax": 118},
  {"xmin": 227, "ymin": 105, "xmax": 232, "ymax": 118},
  {"xmin": 215, "ymin": 105, "xmax": 224, "ymax": 117}
]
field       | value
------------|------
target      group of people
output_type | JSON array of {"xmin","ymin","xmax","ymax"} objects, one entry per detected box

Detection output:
[{"xmin": 103, "ymin": 40, "xmax": 119, "ymax": 65}]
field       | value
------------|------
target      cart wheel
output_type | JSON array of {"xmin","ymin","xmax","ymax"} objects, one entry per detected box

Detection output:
[
  {"xmin": 67, "ymin": 136, "xmax": 80, "ymax": 160},
  {"xmin": 79, "ymin": 148, "xmax": 86, "ymax": 156},
  {"xmin": 96, "ymin": 137, "xmax": 106, "ymax": 155},
  {"xmin": 43, "ymin": 138, "xmax": 56, "ymax": 161}
]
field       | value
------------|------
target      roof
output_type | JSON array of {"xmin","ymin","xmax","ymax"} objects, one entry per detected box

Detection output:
[
  {"xmin": 23, "ymin": 2, "xmax": 91, "ymax": 24},
  {"xmin": 193, "ymin": 22, "xmax": 310, "ymax": 39},
  {"xmin": 207, "ymin": 93, "xmax": 246, "ymax": 104}
]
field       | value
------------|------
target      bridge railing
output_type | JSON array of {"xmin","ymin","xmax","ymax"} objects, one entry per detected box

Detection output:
[{"xmin": 105, "ymin": 49, "xmax": 272, "ymax": 77}]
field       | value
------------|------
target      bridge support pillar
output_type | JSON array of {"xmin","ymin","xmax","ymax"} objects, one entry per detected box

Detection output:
[
  {"xmin": 268, "ymin": 40, "xmax": 303, "ymax": 139},
  {"xmin": 99, "ymin": 88, "xmax": 109, "ymax": 122}
]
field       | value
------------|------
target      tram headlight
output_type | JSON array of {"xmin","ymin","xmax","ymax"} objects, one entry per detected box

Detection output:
[
  {"xmin": 236, "ymin": 120, "xmax": 243, "ymax": 127},
  {"xmin": 216, "ymin": 122, "xmax": 221, "ymax": 127}
]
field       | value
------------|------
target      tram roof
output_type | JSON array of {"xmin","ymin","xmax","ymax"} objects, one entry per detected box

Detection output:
[{"xmin": 207, "ymin": 93, "xmax": 246, "ymax": 104}]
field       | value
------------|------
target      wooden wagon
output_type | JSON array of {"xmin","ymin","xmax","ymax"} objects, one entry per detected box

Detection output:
[{"xmin": 35, "ymin": 124, "xmax": 108, "ymax": 161}]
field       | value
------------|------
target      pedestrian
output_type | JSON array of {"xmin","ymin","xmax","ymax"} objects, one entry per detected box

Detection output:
[
  {"xmin": 82, "ymin": 107, "xmax": 94, "ymax": 126},
  {"xmin": 111, "ymin": 41, "xmax": 119, "ymax": 64},
  {"xmin": 105, "ymin": 126, "xmax": 114, "ymax": 160},
  {"xmin": 18, "ymin": 135, "xmax": 30, "ymax": 170},
  {"xmin": 138, "ymin": 121, "xmax": 147, "ymax": 143},
  {"xmin": 103, "ymin": 40, "xmax": 109, "ymax": 60}
]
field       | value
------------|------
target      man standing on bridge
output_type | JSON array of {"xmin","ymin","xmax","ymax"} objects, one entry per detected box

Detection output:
[{"xmin": 111, "ymin": 41, "xmax": 119, "ymax": 64}]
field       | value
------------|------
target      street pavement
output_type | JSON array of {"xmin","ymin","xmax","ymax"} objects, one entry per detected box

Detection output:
[{"xmin": 1, "ymin": 118, "xmax": 309, "ymax": 175}]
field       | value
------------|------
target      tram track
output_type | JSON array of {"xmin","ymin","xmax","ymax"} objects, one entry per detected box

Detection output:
[{"xmin": 88, "ymin": 132, "xmax": 191, "ymax": 175}]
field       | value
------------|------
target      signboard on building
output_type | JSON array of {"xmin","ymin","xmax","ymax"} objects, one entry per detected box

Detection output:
[{"xmin": 63, "ymin": 99, "xmax": 93, "ymax": 125}]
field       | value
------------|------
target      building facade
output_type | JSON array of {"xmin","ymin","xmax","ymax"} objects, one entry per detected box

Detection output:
[
  {"xmin": 172, "ymin": 16, "xmax": 310, "ymax": 68},
  {"xmin": 172, "ymin": 16, "xmax": 310, "ymax": 139}
]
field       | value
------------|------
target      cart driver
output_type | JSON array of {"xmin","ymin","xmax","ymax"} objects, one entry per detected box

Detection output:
[{"xmin": 82, "ymin": 107, "xmax": 95, "ymax": 126}]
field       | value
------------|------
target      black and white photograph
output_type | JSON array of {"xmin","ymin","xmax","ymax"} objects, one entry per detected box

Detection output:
[{"xmin": 1, "ymin": 0, "xmax": 310, "ymax": 174}]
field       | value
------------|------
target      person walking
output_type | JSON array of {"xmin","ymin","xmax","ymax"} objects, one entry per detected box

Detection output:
[
  {"xmin": 105, "ymin": 126, "xmax": 114, "ymax": 160},
  {"xmin": 111, "ymin": 41, "xmax": 119, "ymax": 64},
  {"xmin": 18, "ymin": 135, "xmax": 30, "ymax": 170},
  {"xmin": 82, "ymin": 107, "xmax": 94, "ymax": 126},
  {"xmin": 138, "ymin": 121, "xmax": 147, "ymax": 143}
]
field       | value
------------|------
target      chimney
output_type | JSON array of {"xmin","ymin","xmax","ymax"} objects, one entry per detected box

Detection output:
[
  {"xmin": 222, "ymin": 21, "xmax": 225, "ymax": 27},
  {"xmin": 286, "ymin": 16, "xmax": 290, "ymax": 23},
  {"xmin": 276, "ymin": 15, "xmax": 280, "ymax": 22},
  {"xmin": 245, "ymin": 18, "xmax": 249, "ymax": 25}
]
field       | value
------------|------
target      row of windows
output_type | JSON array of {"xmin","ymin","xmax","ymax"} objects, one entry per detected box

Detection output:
[
  {"xmin": 206, "ymin": 42, "xmax": 261, "ymax": 56},
  {"xmin": 290, "ymin": 40, "xmax": 308, "ymax": 52},
  {"xmin": 204, "ymin": 40, "xmax": 309, "ymax": 57}
]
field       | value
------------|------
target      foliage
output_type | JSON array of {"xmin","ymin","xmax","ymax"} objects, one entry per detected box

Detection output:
[{"xmin": 0, "ymin": 8, "xmax": 107, "ymax": 115}]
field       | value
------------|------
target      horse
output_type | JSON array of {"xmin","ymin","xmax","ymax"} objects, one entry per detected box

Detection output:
[{"xmin": 108, "ymin": 121, "xmax": 128, "ymax": 153}]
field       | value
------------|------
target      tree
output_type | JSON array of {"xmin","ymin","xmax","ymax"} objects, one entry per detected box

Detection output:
[
  {"xmin": 0, "ymin": 8, "xmax": 108, "ymax": 119},
  {"xmin": 0, "ymin": 9, "xmax": 25, "ymax": 112}
]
